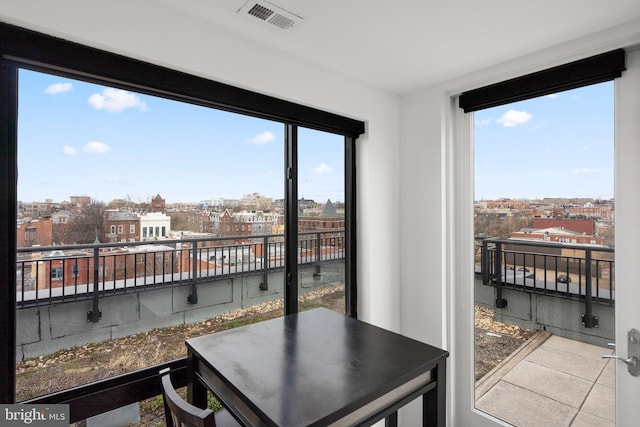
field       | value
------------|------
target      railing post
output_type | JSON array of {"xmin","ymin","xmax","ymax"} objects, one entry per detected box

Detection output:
[
  {"xmin": 259, "ymin": 236, "xmax": 269, "ymax": 291},
  {"xmin": 481, "ymin": 239, "xmax": 490, "ymax": 285},
  {"xmin": 313, "ymin": 232, "xmax": 322, "ymax": 279},
  {"xmin": 582, "ymin": 248, "xmax": 599, "ymax": 328},
  {"xmin": 494, "ymin": 241, "xmax": 507, "ymax": 308},
  {"xmin": 187, "ymin": 242, "xmax": 198, "ymax": 304},
  {"xmin": 87, "ymin": 246, "xmax": 101, "ymax": 322}
]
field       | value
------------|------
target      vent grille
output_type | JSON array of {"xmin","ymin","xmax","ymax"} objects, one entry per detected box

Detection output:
[
  {"xmin": 267, "ymin": 13, "xmax": 296, "ymax": 30},
  {"xmin": 239, "ymin": 0, "xmax": 302, "ymax": 30},
  {"xmin": 247, "ymin": 4, "xmax": 273, "ymax": 21}
]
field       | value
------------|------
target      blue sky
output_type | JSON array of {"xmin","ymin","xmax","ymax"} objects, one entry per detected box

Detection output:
[
  {"xmin": 18, "ymin": 69, "xmax": 613, "ymax": 204},
  {"xmin": 18, "ymin": 69, "xmax": 345, "ymax": 204},
  {"xmin": 474, "ymin": 81, "xmax": 614, "ymax": 200}
]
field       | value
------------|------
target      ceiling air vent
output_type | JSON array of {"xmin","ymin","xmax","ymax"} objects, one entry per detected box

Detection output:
[{"xmin": 238, "ymin": 0, "xmax": 303, "ymax": 30}]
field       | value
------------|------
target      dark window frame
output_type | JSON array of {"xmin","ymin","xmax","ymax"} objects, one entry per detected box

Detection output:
[
  {"xmin": 459, "ymin": 49, "xmax": 625, "ymax": 112},
  {"xmin": 0, "ymin": 22, "xmax": 363, "ymax": 418}
]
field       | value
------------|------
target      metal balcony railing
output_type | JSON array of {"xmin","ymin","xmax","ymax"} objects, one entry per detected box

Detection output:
[
  {"xmin": 16, "ymin": 230, "xmax": 345, "ymax": 320},
  {"xmin": 479, "ymin": 237, "xmax": 614, "ymax": 328}
]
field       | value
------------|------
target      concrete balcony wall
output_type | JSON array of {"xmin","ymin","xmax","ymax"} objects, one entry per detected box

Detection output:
[
  {"xmin": 16, "ymin": 262, "xmax": 344, "ymax": 360},
  {"xmin": 474, "ymin": 276, "xmax": 614, "ymax": 347}
]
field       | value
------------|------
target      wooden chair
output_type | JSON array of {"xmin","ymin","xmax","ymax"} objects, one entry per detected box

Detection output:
[{"xmin": 160, "ymin": 368, "xmax": 241, "ymax": 427}]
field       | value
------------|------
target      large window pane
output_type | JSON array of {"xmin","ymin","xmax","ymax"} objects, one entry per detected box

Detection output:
[
  {"xmin": 16, "ymin": 68, "xmax": 286, "ymax": 400},
  {"xmin": 297, "ymin": 128, "xmax": 346, "ymax": 314}
]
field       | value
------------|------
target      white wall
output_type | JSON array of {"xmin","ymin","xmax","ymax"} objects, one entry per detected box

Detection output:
[
  {"xmin": 0, "ymin": 5, "xmax": 403, "ymax": 330},
  {"xmin": 399, "ymin": 86, "xmax": 447, "ymax": 346}
]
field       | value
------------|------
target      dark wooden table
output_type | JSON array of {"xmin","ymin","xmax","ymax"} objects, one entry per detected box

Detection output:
[{"xmin": 187, "ymin": 308, "xmax": 448, "ymax": 426}]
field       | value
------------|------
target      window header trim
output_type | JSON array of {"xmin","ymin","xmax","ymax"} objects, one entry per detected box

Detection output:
[
  {"xmin": 0, "ymin": 22, "xmax": 365, "ymax": 137},
  {"xmin": 459, "ymin": 49, "xmax": 626, "ymax": 113}
]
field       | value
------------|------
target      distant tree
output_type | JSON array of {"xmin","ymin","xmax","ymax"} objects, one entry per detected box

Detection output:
[
  {"xmin": 107, "ymin": 195, "xmax": 151, "ymax": 213},
  {"xmin": 54, "ymin": 200, "xmax": 106, "ymax": 244},
  {"xmin": 137, "ymin": 203, "xmax": 151, "ymax": 213},
  {"xmin": 598, "ymin": 224, "xmax": 616, "ymax": 248},
  {"xmin": 475, "ymin": 214, "xmax": 532, "ymax": 240},
  {"xmin": 107, "ymin": 197, "xmax": 134, "ymax": 211},
  {"xmin": 168, "ymin": 212, "xmax": 190, "ymax": 230}
]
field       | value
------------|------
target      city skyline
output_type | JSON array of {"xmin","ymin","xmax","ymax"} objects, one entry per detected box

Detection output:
[{"xmin": 17, "ymin": 69, "xmax": 345, "ymax": 205}]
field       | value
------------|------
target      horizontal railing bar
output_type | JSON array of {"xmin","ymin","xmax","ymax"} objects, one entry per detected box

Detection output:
[
  {"xmin": 479, "ymin": 237, "xmax": 615, "ymax": 306},
  {"xmin": 482, "ymin": 237, "xmax": 614, "ymax": 254},
  {"xmin": 16, "ymin": 231, "xmax": 345, "ymax": 308},
  {"xmin": 24, "ymin": 358, "xmax": 187, "ymax": 424},
  {"xmin": 16, "ymin": 230, "xmax": 344, "ymax": 254}
]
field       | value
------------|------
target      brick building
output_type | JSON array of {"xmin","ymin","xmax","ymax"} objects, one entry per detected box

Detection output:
[
  {"xmin": 298, "ymin": 200, "xmax": 345, "ymax": 232},
  {"xmin": 69, "ymin": 196, "xmax": 91, "ymax": 209},
  {"xmin": 568, "ymin": 204, "xmax": 613, "ymax": 220},
  {"xmin": 151, "ymin": 194, "xmax": 166, "ymax": 212},
  {"xmin": 103, "ymin": 211, "xmax": 139, "ymax": 243},
  {"xmin": 16, "ymin": 218, "xmax": 53, "ymax": 248},
  {"xmin": 532, "ymin": 218, "xmax": 595, "ymax": 235}
]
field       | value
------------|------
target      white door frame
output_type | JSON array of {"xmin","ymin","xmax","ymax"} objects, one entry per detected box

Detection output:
[
  {"xmin": 446, "ymin": 42, "xmax": 640, "ymax": 427},
  {"xmin": 612, "ymin": 45, "xmax": 640, "ymax": 426},
  {"xmin": 447, "ymin": 94, "xmax": 507, "ymax": 427}
]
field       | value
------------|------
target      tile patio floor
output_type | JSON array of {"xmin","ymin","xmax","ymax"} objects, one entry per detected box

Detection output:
[{"xmin": 475, "ymin": 334, "xmax": 616, "ymax": 427}]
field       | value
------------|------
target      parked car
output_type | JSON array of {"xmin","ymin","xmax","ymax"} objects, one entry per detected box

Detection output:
[
  {"xmin": 557, "ymin": 275, "xmax": 571, "ymax": 283},
  {"xmin": 517, "ymin": 267, "xmax": 530, "ymax": 273}
]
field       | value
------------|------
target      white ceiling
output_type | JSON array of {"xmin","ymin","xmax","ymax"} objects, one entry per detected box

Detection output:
[{"xmin": 1, "ymin": 0, "xmax": 640, "ymax": 94}]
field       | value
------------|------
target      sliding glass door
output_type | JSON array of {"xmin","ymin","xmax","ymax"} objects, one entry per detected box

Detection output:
[
  {"xmin": 0, "ymin": 22, "xmax": 364, "ymax": 421},
  {"xmin": 453, "ymin": 48, "xmax": 640, "ymax": 426},
  {"xmin": 296, "ymin": 127, "xmax": 347, "ymax": 314}
]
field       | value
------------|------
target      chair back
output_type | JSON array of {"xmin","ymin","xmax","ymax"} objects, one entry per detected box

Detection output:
[{"xmin": 160, "ymin": 368, "xmax": 217, "ymax": 427}]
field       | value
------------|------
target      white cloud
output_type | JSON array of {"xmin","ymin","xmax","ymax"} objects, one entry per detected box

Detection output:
[
  {"xmin": 62, "ymin": 145, "xmax": 77, "ymax": 156},
  {"xmin": 475, "ymin": 118, "xmax": 492, "ymax": 126},
  {"xmin": 44, "ymin": 82, "xmax": 72, "ymax": 95},
  {"xmin": 572, "ymin": 168, "xmax": 599, "ymax": 175},
  {"xmin": 83, "ymin": 141, "xmax": 111, "ymax": 154},
  {"xmin": 545, "ymin": 94, "xmax": 558, "ymax": 99},
  {"xmin": 249, "ymin": 131, "xmax": 276, "ymax": 145},
  {"xmin": 88, "ymin": 88, "xmax": 148, "ymax": 112},
  {"xmin": 313, "ymin": 162, "xmax": 332, "ymax": 175},
  {"xmin": 496, "ymin": 109, "xmax": 533, "ymax": 127}
]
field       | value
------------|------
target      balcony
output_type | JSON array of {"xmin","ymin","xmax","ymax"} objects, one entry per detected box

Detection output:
[
  {"xmin": 476, "ymin": 331, "xmax": 615, "ymax": 426},
  {"xmin": 475, "ymin": 238, "xmax": 615, "ymax": 426},
  {"xmin": 16, "ymin": 234, "xmax": 615, "ymax": 425},
  {"xmin": 16, "ymin": 231, "xmax": 345, "ymax": 359},
  {"xmin": 478, "ymin": 238, "xmax": 614, "ymax": 343},
  {"xmin": 17, "ymin": 230, "xmax": 344, "ymax": 307},
  {"xmin": 15, "ymin": 230, "xmax": 347, "ymax": 423}
]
